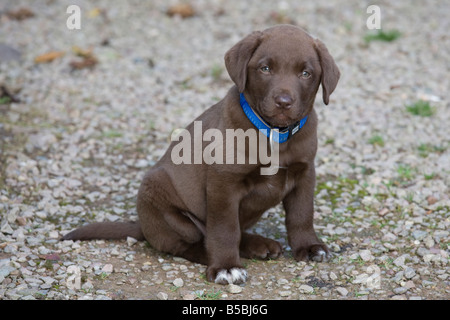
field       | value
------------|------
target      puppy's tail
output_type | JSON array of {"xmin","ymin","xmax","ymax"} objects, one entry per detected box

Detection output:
[{"xmin": 61, "ymin": 221, "xmax": 145, "ymax": 241}]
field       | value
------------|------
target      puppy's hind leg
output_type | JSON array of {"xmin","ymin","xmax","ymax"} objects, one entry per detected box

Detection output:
[
  {"xmin": 137, "ymin": 167, "xmax": 209, "ymax": 264},
  {"xmin": 137, "ymin": 195, "xmax": 207, "ymax": 260},
  {"xmin": 175, "ymin": 240, "xmax": 208, "ymax": 265}
]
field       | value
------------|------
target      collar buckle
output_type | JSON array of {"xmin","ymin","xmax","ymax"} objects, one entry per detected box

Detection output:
[{"xmin": 240, "ymin": 93, "xmax": 307, "ymax": 144}]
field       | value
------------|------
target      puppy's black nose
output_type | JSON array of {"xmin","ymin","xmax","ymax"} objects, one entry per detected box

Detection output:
[{"xmin": 274, "ymin": 94, "xmax": 294, "ymax": 109}]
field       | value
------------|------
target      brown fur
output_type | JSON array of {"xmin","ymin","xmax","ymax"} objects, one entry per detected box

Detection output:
[{"xmin": 62, "ymin": 25, "xmax": 340, "ymax": 284}]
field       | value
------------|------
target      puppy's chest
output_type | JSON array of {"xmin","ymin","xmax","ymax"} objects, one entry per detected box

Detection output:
[{"xmin": 243, "ymin": 168, "xmax": 293, "ymax": 205}]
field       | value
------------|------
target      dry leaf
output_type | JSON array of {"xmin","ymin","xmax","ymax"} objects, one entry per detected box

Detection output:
[
  {"xmin": 16, "ymin": 216, "xmax": 27, "ymax": 226},
  {"xmin": 69, "ymin": 56, "xmax": 98, "ymax": 70},
  {"xmin": 34, "ymin": 51, "xmax": 65, "ymax": 63},
  {"xmin": 88, "ymin": 8, "xmax": 101, "ymax": 18},
  {"xmin": 426, "ymin": 195, "xmax": 438, "ymax": 205},
  {"xmin": 269, "ymin": 11, "xmax": 296, "ymax": 25},
  {"xmin": 69, "ymin": 46, "xmax": 98, "ymax": 70},
  {"xmin": 167, "ymin": 3, "xmax": 195, "ymax": 18},
  {"xmin": 6, "ymin": 7, "xmax": 35, "ymax": 20},
  {"xmin": 88, "ymin": 8, "xmax": 109, "ymax": 22},
  {"xmin": 72, "ymin": 46, "xmax": 93, "ymax": 58}
]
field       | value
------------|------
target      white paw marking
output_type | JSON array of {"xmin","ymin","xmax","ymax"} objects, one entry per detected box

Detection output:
[
  {"xmin": 214, "ymin": 268, "xmax": 247, "ymax": 284},
  {"xmin": 311, "ymin": 249, "xmax": 330, "ymax": 262}
]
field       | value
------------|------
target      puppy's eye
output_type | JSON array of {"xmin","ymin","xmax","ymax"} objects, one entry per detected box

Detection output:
[
  {"xmin": 260, "ymin": 66, "xmax": 271, "ymax": 74},
  {"xmin": 300, "ymin": 70, "xmax": 311, "ymax": 79}
]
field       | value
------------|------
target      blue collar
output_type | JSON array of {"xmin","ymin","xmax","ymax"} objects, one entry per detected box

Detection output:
[{"xmin": 239, "ymin": 93, "xmax": 308, "ymax": 143}]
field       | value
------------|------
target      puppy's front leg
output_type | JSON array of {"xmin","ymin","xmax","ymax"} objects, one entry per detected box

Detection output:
[
  {"xmin": 283, "ymin": 164, "xmax": 331, "ymax": 262},
  {"xmin": 205, "ymin": 183, "xmax": 247, "ymax": 284}
]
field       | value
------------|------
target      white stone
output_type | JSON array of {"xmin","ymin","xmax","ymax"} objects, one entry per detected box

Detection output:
[
  {"xmin": 227, "ymin": 284, "xmax": 243, "ymax": 294},
  {"xmin": 157, "ymin": 292, "xmax": 168, "ymax": 300},
  {"xmin": 359, "ymin": 249, "xmax": 374, "ymax": 262},
  {"xmin": 279, "ymin": 290, "xmax": 292, "ymax": 297},
  {"xmin": 1, "ymin": 221, "xmax": 13, "ymax": 234},
  {"xmin": 66, "ymin": 265, "xmax": 81, "ymax": 290},
  {"xmin": 173, "ymin": 278, "xmax": 184, "ymax": 287},
  {"xmin": 298, "ymin": 284, "xmax": 314, "ymax": 294},
  {"xmin": 335, "ymin": 287, "xmax": 348, "ymax": 296},
  {"xmin": 101, "ymin": 264, "xmax": 114, "ymax": 273},
  {"xmin": 127, "ymin": 237, "xmax": 138, "ymax": 246}
]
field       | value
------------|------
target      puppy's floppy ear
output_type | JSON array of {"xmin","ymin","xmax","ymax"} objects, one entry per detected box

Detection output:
[
  {"xmin": 314, "ymin": 39, "xmax": 340, "ymax": 105},
  {"xmin": 224, "ymin": 31, "xmax": 263, "ymax": 93}
]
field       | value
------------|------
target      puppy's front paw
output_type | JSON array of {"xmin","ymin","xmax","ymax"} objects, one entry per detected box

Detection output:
[
  {"xmin": 207, "ymin": 267, "xmax": 248, "ymax": 285},
  {"xmin": 240, "ymin": 234, "xmax": 283, "ymax": 260},
  {"xmin": 215, "ymin": 268, "xmax": 248, "ymax": 284},
  {"xmin": 294, "ymin": 244, "xmax": 331, "ymax": 262}
]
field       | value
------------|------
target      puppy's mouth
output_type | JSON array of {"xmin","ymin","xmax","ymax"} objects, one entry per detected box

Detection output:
[
  {"xmin": 261, "ymin": 109, "xmax": 303, "ymax": 129},
  {"xmin": 254, "ymin": 99, "xmax": 305, "ymax": 128}
]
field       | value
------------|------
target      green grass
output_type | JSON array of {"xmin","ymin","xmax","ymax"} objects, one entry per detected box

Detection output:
[
  {"xmin": 102, "ymin": 130, "xmax": 123, "ymax": 138},
  {"xmin": 424, "ymin": 172, "xmax": 437, "ymax": 180},
  {"xmin": 95, "ymin": 272, "xmax": 110, "ymax": 280},
  {"xmin": 210, "ymin": 63, "xmax": 223, "ymax": 81},
  {"xmin": 368, "ymin": 134, "xmax": 385, "ymax": 147},
  {"xmin": 406, "ymin": 100, "xmax": 434, "ymax": 117},
  {"xmin": 396, "ymin": 164, "xmax": 415, "ymax": 182},
  {"xmin": 350, "ymin": 256, "xmax": 366, "ymax": 266},
  {"xmin": 354, "ymin": 291, "xmax": 370, "ymax": 297},
  {"xmin": 0, "ymin": 96, "xmax": 11, "ymax": 104},
  {"xmin": 315, "ymin": 177, "xmax": 369, "ymax": 221},
  {"xmin": 196, "ymin": 288, "xmax": 222, "ymax": 300},
  {"xmin": 417, "ymin": 143, "xmax": 446, "ymax": 157},
  {"xmin": 404, "ymin": 192, "xmax": 415, "ymax": 203},
  {"xmin": 364, "ymin": 29, "xmax": 401, "ymax": 43}
]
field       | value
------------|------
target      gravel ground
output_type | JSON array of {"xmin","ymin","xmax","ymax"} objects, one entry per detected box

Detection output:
[{"xmin": 0, "ymin": 0, "xmax": 449, "ymax": 300}]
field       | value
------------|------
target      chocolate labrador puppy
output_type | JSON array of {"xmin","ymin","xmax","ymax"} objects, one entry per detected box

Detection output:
[{"xmin": 62, "ymin": 25, "xmax": 340, "ymax": 284}]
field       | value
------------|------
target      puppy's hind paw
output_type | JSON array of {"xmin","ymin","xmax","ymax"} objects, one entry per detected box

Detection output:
[{"xmin": 214, "ymin": 268, "xmax": 248, "ymax": 285}]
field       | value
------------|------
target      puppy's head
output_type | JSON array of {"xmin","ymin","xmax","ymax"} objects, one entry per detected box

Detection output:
[{"xmin": 225, "ymin": 25, "xmax": 340, "ymax": 128}]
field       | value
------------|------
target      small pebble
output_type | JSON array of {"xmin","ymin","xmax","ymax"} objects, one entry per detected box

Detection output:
[
  {"xmin": 227, "ymin": 284, "xmax": 243, "ymax": 294},
  {"xmin": 279, "ymin": 290, "xmax": 292, "ymax": 297},
  {"xmin": 404, "ymin": 267, "xmax": 416, "ymax": 279},
  {"xmin": 157, "ymin": 292, "xmax": 168, "ymax": 300},
  {"xmin": 335, "ymin": 287, "xmax": 348, "ymax": 297},
  {"xmin": 126, "ymin": 237, "xmax": 138, "ymax": 246},
  {"xmin": 173, "ymin": 278, "xmax": 184, "ymax": 287},
  {"xmin": 102, "ymin": 264, "xmax": 114, "ymax": 273},
  {"xmin": 298, "ymin": 285, "xmax": 314, "ymax": 294},
  {"xmin": 359, "ymin": 250, "xmax": 373, "ymax": 262}
]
